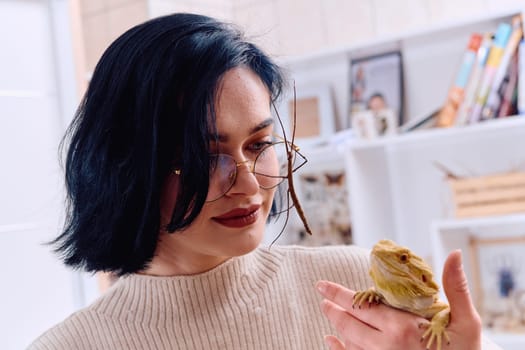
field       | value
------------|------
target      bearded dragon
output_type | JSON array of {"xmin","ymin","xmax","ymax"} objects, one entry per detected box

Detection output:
[{"xmin": 354, "ymin": 239, "xmax": 450, "ymax": 350}]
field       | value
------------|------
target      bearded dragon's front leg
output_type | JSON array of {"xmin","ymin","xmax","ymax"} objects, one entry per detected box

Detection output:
[
  {"xmin": 420, "ymin": 306, "xmax": 451, "ymax": 350},
  {"xmin": 353, "ymin": 287, "xmax": 383, "ymax": 308}
]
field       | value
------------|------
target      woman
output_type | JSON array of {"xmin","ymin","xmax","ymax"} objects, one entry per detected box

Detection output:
[{"xmin": 30, "ymin": 13, "xmax": 498, "ymax": 349}]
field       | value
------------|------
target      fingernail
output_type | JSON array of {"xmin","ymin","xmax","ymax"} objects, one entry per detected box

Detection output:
[
  {"xmin": 324, "ymin": 335, "xmax": 334, "ymax": 349},
  {"xmin": 320, "ymin": 299, "xmax": 330, "ymax": 315},
  {"xmin": 316, "ymin": 281, "xmax": 327, "ymax": 295}
]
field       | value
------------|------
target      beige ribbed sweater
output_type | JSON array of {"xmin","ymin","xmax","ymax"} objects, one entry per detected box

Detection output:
[
  {"xmin": 28, "ymin": 244, "xmax": 502, "ymax": 350},
  {"xmin": 29, "ymin": 245, "xmax": 372, "ymax": 349}
]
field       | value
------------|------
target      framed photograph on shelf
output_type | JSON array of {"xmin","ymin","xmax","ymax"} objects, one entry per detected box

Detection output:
[
  {"xmin": 277, "ymin": 84, "xmax": 336, "ymax": 147},
  {"xmin": 283, "ymin": 144, "xmax": 352, "ymax": 246},
  {"xmin": 431, "ymin": 215, "xmax": 525, "ymax": 344},
  {"xmin": 352, "ymin": 108, "xmax": 398, "ymax": 139},
  {"xmin": 349, "ymin": 51, "xmax": 404, "ymax": 128},
  {"xmin": 468, "ymin": 235, "xmax": 525, "ymax": 333}
]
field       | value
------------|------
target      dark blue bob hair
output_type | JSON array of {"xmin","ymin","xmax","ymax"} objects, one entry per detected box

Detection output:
[{"xmin": 52, "ymin": 13, "xmax": 285, "ymax": 275}]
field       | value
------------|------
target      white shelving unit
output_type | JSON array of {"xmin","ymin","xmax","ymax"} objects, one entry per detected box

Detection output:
[
  {"xmin": 279, "ymin": 7, "xmax": 525, "ymax": 258},
  {"xmin": 280, "ymin": 7, "xmax": 525, "ymax": 349},
  {"xmin": 345, "ymin": 116, "xmax": 525, "ymax": 258}
]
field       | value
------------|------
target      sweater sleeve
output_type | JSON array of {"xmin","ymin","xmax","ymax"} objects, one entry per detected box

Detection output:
[{"xmin": 26, "ymin": 311, "xmax": 97, "ymax": 350}]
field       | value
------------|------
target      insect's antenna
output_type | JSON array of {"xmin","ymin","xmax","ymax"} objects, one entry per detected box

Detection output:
[
  {"xmin": 273, "ymin": 102, "xmax": 288, "ymax": 143},
  {"xmin": 291, "ymin": 83, "xmax": 297, "ymax": 146}
]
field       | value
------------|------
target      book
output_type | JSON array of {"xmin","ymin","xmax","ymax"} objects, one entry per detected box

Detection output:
[
  {"xmin": 468, "ymin": 22, "xmax": 512, "ymax": 123},
  {"xmin": 519, "ymin": 39, "xmax": 525, "ymax": 115},
  {"xmin": 436, "ymin": 33, "xmax": 483, "ymax": 127},
  {"xmin": 481, "ymin": 15, "xmax": 523, "ymax": 120},
  {"xmin": 455, "ymin": 33, "xmax": 493, "ymax": 126},
  {"xmin": 400, "ymin": 108, "xmax": 440, "ymax": 133},
  {"xmin": 497, "ymin": 50, "xmax": 519, "ymax": 118}
]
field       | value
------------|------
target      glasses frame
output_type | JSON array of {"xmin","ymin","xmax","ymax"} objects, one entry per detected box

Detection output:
[{"xmin": 205, "ymin": 138, "xmax": 305, "ymax": 202}]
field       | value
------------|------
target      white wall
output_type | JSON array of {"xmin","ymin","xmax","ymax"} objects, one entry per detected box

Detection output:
[
  {"xmin": 148, "ymin": 0, "xmax": 525, "ymax": 59},
  {"xmin": 0, "ymin": 1, "xmax": 85, "ymax": 349}
]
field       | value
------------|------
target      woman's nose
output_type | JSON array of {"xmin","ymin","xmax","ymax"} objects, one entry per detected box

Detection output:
[{"xmin": 227, "ymin": 160, "xmax": 259, "ymax": 196}]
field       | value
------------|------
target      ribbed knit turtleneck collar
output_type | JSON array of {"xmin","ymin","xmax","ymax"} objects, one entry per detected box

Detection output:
[{"xmin": 92, "ymin": 247, "xmax": 285, "ymax": 326}]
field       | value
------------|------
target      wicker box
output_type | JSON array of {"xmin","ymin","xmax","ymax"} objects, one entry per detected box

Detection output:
[{"xmin": 448, "ymin": 172, "xmax": 525, "ymax": 218}]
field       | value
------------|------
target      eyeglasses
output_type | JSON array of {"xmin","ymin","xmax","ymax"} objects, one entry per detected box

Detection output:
[{"xmin": 173, "ymin": 139, "xmax": 306, "ymax": 202}]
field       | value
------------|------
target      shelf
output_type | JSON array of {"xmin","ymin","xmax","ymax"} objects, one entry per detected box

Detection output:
[
  {"xmin": 345, "ymin": 115, "xmax": 525, "ymax": 255},
  {"xmin": 348, "ymin": 115, "xmax": 525, "ymax": 150},
  {"xmin": 431, "ymin": 213, "xmax": 525, "ymax": 231}
]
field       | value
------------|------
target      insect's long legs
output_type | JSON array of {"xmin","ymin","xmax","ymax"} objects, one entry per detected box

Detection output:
[{"xmin": 270, "ymin": 83, "xmax": 313, "ymax": 242}]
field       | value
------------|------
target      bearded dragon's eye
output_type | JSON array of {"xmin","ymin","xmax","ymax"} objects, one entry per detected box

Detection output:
[{"xmin": 399, "ymin": 253, "xmax": 409, "ymax": 263}]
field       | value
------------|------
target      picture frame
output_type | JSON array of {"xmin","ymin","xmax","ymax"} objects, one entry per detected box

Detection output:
[
  {"xmin": 282, "ymin": 144, "xmax": 352, "ymax": 246},
  {"xmin": 277, "ymin": 83, "xmax": 336, "ymax": 147},
  {"xmin": 349, "ymin": 51, "xmax": 404, "ymax": 128},
  {"xmin": 352, "ymin": 108, "xmax": 398, "ymax": 139},
  {"xmin": 468, "ymin": 235, "xmax": 525, "ymax": 332},
  {"xmin": 431, "ymin": 218, "xmax": 525, "ymax": 335}
]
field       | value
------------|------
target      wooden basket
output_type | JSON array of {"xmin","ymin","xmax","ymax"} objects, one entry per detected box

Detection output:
[{"xmin": 448, "ymin": 172, "xmax": 525, "ymax": 218}]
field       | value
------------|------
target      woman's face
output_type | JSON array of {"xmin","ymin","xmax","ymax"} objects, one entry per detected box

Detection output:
[{"xmin": 151, "ymin": 67, "xmax": 277, "ymax": 275}]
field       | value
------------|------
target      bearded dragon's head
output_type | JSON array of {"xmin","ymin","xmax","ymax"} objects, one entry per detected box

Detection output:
[{"xmin": 369, "ymin": 239, "xmax": 439, "ymax": 298}]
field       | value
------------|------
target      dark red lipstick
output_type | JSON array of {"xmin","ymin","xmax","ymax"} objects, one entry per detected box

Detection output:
[{"xmin": 212, "ymin": 205, "xmax": 260, "ymax": 228}]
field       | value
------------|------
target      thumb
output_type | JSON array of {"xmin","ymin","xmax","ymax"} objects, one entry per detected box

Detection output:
[{"xmin": 442, "ymin": 249, "xmax": 478, "ymax": 318}]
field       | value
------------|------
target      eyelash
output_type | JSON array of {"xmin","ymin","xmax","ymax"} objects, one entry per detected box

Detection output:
[
  {"xmin": 209, "ymin": 138, "xmax": 273, "ymax": 157},
  {"xmin": 248, "ymin": 140, "xmax": 273, "ymax": 153}
]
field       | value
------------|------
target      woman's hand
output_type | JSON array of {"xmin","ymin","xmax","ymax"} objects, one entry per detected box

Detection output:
[{"xmin": 316, "ymin": 250, "xmax": 482, "ymax": 350}]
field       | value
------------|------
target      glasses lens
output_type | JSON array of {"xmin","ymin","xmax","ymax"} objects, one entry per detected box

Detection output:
[
  {"xmin": 254, "ymin": 142, "xmax": 294, "ymax": 189},
  {"xmin": 207, "ymin": 154, "xmax": 236, "ymax": 201}
]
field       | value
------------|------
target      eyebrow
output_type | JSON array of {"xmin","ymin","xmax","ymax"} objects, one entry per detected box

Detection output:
[{"xmin": 212, "ymin": 117, "xmax": 274, "ymax": 142}]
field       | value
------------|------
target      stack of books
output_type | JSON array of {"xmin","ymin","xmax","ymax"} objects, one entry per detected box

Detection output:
[
  {"xmin": 437, "ymin": 15, "xmax": 524, "ymax": 128},
  {"xmin": 402, "ymin": 15, "xmax": 524, "ymax": 133}
]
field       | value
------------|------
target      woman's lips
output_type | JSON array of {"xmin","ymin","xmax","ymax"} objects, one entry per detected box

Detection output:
[{"xmin": 213, "ymin": 206, "xmax": 260, "ymax": 228}]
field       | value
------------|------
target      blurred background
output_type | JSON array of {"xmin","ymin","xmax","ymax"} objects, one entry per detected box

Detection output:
[{"xmin": 2, "ymin": 1, "xmax": 524, "ymax": 349}]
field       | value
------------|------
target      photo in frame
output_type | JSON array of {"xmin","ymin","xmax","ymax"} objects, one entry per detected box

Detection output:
[
  {"xmin": 277, "ymin": 84, "xmax": 336, "ymax": 146},
  {"xmin": 349, "ymin": 51, "xmax": 404, "ymax": 128},
  {"xmin": 431, "ymin": 221, "xmax": 525, "ymax": 336},
  {"xmin": 468, "ymin": 235, "xmax": 525, "ymax": 333},
  {"xmin": 283, "ymin": 145, "xmax": 352, "ymax": 246},
  {"xmin": 352, "ymin": 108, "xmax": 398, "ymax": 139}
]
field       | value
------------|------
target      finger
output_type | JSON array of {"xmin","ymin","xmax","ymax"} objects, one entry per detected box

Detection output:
[
  {"xmin": 324, "ymin": 335, "xmax": 364, "ymax": 350},
  {"xmin": 316, "ymin": 280, "xmax": 357, "ymax": 311},
  {"xmin": 324, "ymin": 335, "xmax": 345, "ymax": 350},
  {"xmin": 321, "ymin": 299, "xmax": 381, "ymax": 347},
  {"xmin": 317, "ymin": 280, "xmax": 421, "ymax": 331},
  {"xmin": 442, "ymin": 250, "xmax": 481, "ymax": 323}
]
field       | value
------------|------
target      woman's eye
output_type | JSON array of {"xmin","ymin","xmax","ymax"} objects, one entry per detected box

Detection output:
[{"xmin": 250, "ymin": 140, "xmax": 273, "ymax": 152}]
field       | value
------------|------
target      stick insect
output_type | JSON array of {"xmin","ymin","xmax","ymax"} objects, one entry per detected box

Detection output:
[{"xmin": 270, "ymin": 85, "xmax": 313, "ymax": 242}]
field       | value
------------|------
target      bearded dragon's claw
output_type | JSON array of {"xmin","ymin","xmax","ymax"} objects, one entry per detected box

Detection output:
[
  {"xmin": 353, "ymin": 288, "xmax": 381, "ymax": 309},
  {"xmin": 419, "ymin": 317, "xmax": 449, "ymax": 350}
]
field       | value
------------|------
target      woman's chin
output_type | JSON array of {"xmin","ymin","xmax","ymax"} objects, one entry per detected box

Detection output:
[{"xmin": 227, "ymin": 229, "xmax": 264, "ymax": 256}]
